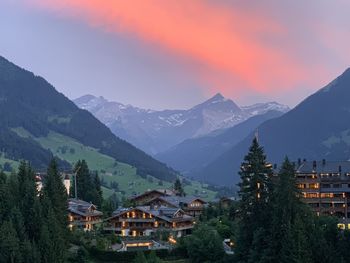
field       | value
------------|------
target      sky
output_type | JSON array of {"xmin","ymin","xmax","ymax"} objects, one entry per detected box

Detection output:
[{"xmin": 0, "ymin": 0, "xmax": 349, "ymax": 110}]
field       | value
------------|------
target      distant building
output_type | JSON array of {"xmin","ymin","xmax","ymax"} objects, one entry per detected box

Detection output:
[
  {"xmin": 104, "ymin": 206, "xmax": 194, "ymax": 238},
  {"xmin": 130, "ymin": 189, "xmax": 175, "ymax": 205},
  {"xmin": 68, "ymin": 198, "xmax": 103, "ymax": 231},
  {"xmin": 296, "ymin": 160, "xmax": 350, "ymax": 229},
  {"xmin": 144, "ymin": 196, "xmax": 207, "ymax": 217},
  {"xmin": 35, "ymin": 172, "xmax": 72, "ymax": 194}
]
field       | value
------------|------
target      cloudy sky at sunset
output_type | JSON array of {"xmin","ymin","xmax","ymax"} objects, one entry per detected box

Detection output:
[{"xmin": 1, "ymin": 0, "xmax": 349, "ymax": 109}]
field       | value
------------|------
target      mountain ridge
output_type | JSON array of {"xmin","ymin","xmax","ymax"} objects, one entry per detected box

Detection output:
[
  {"xmin": 0, "ymin": 55, "xmax": 177, "ymax": 182},
  {"xmin": 75, "ymin": 93, "xmax": 289, "ymax": 154},
  {"xmin": 194, "ymin": 67, "xmax": 350, "ymax": 185}
]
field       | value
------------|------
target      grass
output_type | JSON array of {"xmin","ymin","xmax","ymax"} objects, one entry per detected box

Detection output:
[
  {"xmin": 0, "ymin": 153, "xmax": 20, "ymax": 173},
  {"xmin": 11, "ymin": 128, "xmax": 217, "ymax": 200}
]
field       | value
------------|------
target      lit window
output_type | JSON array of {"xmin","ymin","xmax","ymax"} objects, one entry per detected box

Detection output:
[
  {"xmin": 257, "ymin": 182, "xmax": 261, "ymax": 189},
  {"xmin": 154, "ymin": 221, "xmax": 159, "ymax": 227},
  {"xmin": 337, "ymin": 224, "xmax": 345, "ymax": 230}
]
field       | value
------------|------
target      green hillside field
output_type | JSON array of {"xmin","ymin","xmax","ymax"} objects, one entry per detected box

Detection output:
[{"xmin": 12, "ymin": 127, "xmax": 216, "ymax": 201}]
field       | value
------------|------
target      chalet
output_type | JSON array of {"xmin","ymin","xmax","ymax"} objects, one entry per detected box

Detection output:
[
  {"xmin": 104, "ymin": 206, "xmax": 194, "ymax": 238},
  {"xmin": 295, "ymin": 160, "xmax": 350, "ymax": 229},
  {"xmin": 144, "ymin": 196, "xmax": 207, "ymax": 217},
  {"xmin": 68, "ymin": 198, "xmax": 103, "ymax": 231},
  {"xmin": 130, "ymin": 189, "xmax": 175, "ymax": 205}
]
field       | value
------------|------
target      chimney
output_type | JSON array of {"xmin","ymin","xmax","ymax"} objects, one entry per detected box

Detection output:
[
  {"xmin": 303, "ymin": 158, "xmax": 307, "ymax": 162},
  {"xmin": 322, "ymin": 159, "xmax": 326, "ymax": 166},
  {"xmin": 339, "ymin": 165, "xmax": 342, "ymax": 174},
  {"xmin": 312, "ymin": 161, "xmax": 317, "ymax": 170}
]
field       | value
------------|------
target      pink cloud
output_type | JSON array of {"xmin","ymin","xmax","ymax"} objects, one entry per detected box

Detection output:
[{"xmin": 29, "ymin": 0, "xmax": 350, "ymax": 101}]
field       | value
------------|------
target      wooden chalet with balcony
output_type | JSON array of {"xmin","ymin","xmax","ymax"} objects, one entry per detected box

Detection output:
[
  {"xmin": 104, "ymin": 206, "xmax": 194, "ymax": 238},
  {"xmin": 68, "ymin": 198, "xmax": 103, "ymax": 231}
]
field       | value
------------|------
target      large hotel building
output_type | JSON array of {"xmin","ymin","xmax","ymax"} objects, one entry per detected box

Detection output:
[{"xmin": 295, "ymin": 160, "xmax": 350, "ymax": 229}]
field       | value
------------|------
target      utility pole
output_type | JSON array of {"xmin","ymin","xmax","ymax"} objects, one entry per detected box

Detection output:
[{"xmin": 74, "ymin": 166, "xmax": 81, "ymax": 199}]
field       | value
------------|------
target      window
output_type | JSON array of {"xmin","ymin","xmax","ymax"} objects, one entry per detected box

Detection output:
[{"xmin": 309, "ymin": 183, "xmax": 319, "ymax": 189}]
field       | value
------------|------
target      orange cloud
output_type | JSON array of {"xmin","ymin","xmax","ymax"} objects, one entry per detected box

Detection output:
[{"xmin": 29, "ymin": 0, "xmax": 345, "ymax": 99}]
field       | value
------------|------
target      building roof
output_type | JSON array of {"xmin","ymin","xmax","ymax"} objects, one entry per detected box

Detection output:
[
  {"xmin": 130, "ymin": 189, "xmax": 175, "ymax": 201},
  {"xmin": 296, "ymin": 161, "xmax": 350, "ymax": 174},
  {"xmin": 147, "ymin": 195, "xmax": 207, "ymax": 208},
  {"xmin": 68, "ymin": 198, "xmax": 103, "ymax": 217}
]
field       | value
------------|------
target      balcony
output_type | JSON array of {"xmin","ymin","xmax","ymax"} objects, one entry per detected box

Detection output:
[{"xmin": 118, "ymin": 218, "xmax": 155, "ymax": 223}]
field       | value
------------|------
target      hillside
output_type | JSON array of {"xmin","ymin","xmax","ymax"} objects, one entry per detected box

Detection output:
[
  {"xmin": 195, "ymin": 68, "xmax": 350, "ymax": 185},
  {"xmin": 156, "ymin": 110, "xmax": 284, "ymax": 175},
  {"xmin": 0, "ymin": 56, "xmax": 178, "ymax": 183},
  {"xmin": 75, "ymin": 94, "xmax": 289, "ymax": 154}
]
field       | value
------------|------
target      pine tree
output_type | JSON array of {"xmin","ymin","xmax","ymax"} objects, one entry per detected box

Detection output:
[
  {"xmin": 71, "ymin": 160, "xmax": 101, "ymax": 203},
  {"xmin": 43, "ymin": 158, "xmax": 68, "ymax": 230},
  {"xmin": 0, "ymin": 220, "xmax": 22, "ymax": 263},
  {"xmin": 174, "ymin": 178, "xmax": 185, "ymax": 197},
  {"xmin": 92, "ymin": 172, "xmax": 103, "ymax": 207},
  {"xmin": 235, "ymin": 137, "xmax": 273, "ymax": 262},
  {"xmin": 16, "ymin": 161, "xmax": 42, "ymax": 241}
]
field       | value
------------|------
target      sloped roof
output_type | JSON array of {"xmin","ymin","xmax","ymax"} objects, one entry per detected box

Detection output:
[
  {"xmin": 68, "ymin": 198, "xmax": 103, "ymax": 217},
  {"xmin": 147, "ymin": 195, "xmax": 207, "ymax": 208},
  {"xmin": 296, "ymin": 161, "xmax": 350, "ymax": 174},
  {"xmin": 130, "ymin": 189, "xmax": 175, "ymax": 200}
]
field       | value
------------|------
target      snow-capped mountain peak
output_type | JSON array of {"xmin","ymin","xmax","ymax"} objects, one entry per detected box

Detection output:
[{"xmin": 74, "ymin": 94, "xmax": 289, "ymax": 154}]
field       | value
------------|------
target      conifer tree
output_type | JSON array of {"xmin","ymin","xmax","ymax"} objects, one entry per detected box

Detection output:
[
  {"xmin": 174, "ymin": 178, "xmax": 185, "ymax": 197},
  {"xmin": 71, "ymin": 160, "xmax": 103, "ymax": 205},
  {"xmin": 0, "ymin": 220, "xmax": 22, "ymax": 263},
  {"xmin": 43, "ymin": 158, "xmax": 68, "ymax": 230},
  {"xmin": 235, "ymin": 137, "xmax": 273, "ymax": 262}
]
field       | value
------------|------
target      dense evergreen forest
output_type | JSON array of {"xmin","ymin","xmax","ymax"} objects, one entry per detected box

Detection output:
[{"xmin": 0, "ymin": 160, "xmax": 68, "ymax": 262}]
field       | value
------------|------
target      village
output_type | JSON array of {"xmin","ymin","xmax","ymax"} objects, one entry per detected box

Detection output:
[{"xmin": 33, "ymin": 158, "xmax": 350, "ymax": 255}]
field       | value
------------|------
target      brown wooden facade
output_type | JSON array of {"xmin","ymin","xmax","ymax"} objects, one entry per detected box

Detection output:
[{"xmin": 105, "ymin": 206, "xmax": 194, "ymax": 238}]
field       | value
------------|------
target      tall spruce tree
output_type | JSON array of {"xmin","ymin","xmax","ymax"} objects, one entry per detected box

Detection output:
[
  {"xmin": 71, "ymin": 160, "xmax": 103, "ymax": 206},
  {"xmin": 268, "ymin": 158, "xmax": 308, "ymax": 262},
  {"xmin": 43, "ymin": 159, "xmax": 68, "ymax": 229},
  {"xmin": 174, "ymin": 178, "xmax": 185, "ymax": 197},
  {"xmin": 235, "ymin": 137, "xmax": 273, "ymax": 262}
]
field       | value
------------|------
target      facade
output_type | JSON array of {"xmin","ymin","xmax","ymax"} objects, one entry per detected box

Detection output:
[
  {"xmin": 144, "ymin": 196, "xmax": 207, "ymax": 217},
  {"xmin": 296, "ymin": 160, "xmax": 350, "ymax": 228},
  {"xmin": 104, "ymin": 206, "xmax": 194, "ymax": 238},
  {"xmin": 68, "ymin": 198, "xmax": 103, "ymax": 231}
]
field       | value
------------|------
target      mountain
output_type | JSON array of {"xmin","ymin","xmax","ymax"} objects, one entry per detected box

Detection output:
[
  {"xmin": 75, "ymin": 94, "xmax": 289, "ymax": 155},
  {"xmin": 156, "ymin": 110, "xmax": 284, "ymax": 175},
  {"xmin": 195, "ymin": 68, "xmax": 350, "ymax": 186},
  {"xmin": 0, "ymin": 55, "xmax": 177, "ymax": 183}
]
